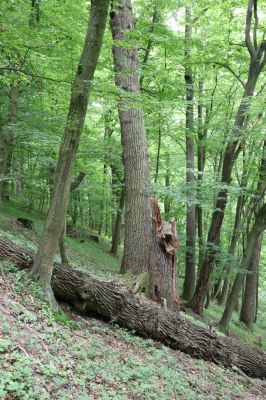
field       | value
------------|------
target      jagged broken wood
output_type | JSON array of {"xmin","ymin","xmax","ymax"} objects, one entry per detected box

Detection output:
[{"xmin": 0, "ymin": 236, "xmax": 265, "ymax": 379}]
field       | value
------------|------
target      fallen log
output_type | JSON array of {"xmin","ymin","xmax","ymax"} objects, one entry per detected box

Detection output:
[{"xmin": 0, "ymin": 236, "xmax": 265, "ymax": 379}]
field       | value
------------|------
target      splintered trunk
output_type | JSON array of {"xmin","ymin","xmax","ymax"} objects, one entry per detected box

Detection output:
[
  {"xmin": 0, "ymin": 86, "xmax": 18, "ymax": 202},
  {"xmin": 1, "ymin": 236, "xmax": 266, "ymax": 379},
  {"xmin": 183, "ymin": 7, "xmax": 196, "ymax": 301},
  {"xmin": 239, "ymin": 234, "xmax": 263, "ymax": 327},
  {"xmin": 147, "ymin": 197, "xmax": 179, "ymax": 311},
  {"xmin": 188, "ymin": 59, "xmax": 262, "ymax": 315},
  {"xmin": 219, "ymin": 203, "xmax": 266, "ymax": 333},
  {"xmin": 30, "ymin": 0, "xmax": 109, "ymax": 309},
  {"xmin": 110, "ymin": 0, "xmax": 152, "ymax": 274}
]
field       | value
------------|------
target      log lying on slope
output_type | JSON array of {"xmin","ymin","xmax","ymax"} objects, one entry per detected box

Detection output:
[{"xmin": 0, "ymin": 236, "xmax": 265, "ymax": 379}]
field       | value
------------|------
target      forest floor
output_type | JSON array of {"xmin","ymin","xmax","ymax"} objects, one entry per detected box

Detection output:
[{"xmin": 0, "ymin": 201, "xmax": 265, "ymax": 400}]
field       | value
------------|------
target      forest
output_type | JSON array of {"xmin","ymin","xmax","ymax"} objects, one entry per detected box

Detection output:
[{"xmin": 0, "ymin": 0, "xmax": 266, "ymax": 399}]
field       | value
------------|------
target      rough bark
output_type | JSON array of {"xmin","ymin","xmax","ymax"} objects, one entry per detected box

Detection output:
[
  {"xmin": 219, "ymin": 203, "xmax": 266, "ymax": 333},
  {"xmin": 110, "ymin": 0, "xmax": 152, "ymax": 274},
  {"xmin": 183, "ymin": 7, "xmax": 196, "ymax": 302},
  {"xmin": 30, "ymin": 0, "xmax": 110, "ymax": 309},
  {"xmin": 188, "ymin": 1, "xmax": 266, "ymax": 314},
  {"xmin": 147, "ymin": 197, "xmax": 179, "ymax": 311},
  {"xmin": 0, "ymin": 236, "xmax": 265, "ymax": 379}
]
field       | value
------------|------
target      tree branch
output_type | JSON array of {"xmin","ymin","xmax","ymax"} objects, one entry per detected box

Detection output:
[
  {"xmin": 253, "ymin": 0, "xmax": 258, "ymax": 50},
  {"xmin": 212, "ymin": 62, "xmax": 245, "ymax": 88},
  {"xmin": 245, "ymin": 0, "xmax": 255, "ymax": 58},
  {"xmin": 0, "ymin": 67, "xmax": 71, "ymax": 84}
]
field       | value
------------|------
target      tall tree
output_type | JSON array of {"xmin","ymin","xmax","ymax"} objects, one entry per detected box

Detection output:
[
  {"xmin": 110, "ymin": 0, "xmax": 153, "ymax": 274},
  {"xmin": 30, "ymin": 0, "xmax": 110, "ymax": 309},
  {"xmin": 182, "ymin": 6, "xmax": 196, "ymax": 301},
  {"xmin": 188, "ymin": 0, "xmax": 266, "ymax": 314}
]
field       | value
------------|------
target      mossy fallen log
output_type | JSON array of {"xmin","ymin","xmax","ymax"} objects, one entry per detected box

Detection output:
[{"xmin": 0, "ymin": 236, "xmax": 265, "ymax": 379}]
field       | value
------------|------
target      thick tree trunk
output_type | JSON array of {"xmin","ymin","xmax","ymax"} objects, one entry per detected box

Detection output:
[
  {"xmin": 30, "ymin": 0, "xmax": 109, "ymax": 309},
  {"xmin": 219, "ymin": 203, "xmax": 266, "ymax": 333},
  {"xmin": 110, "ymin": 0, "xmax": 152, "ymax": 274},
  {"xmin": 188, "ymin": 41, "xmax": 265, "ymax": 314},
  {"xmin": 0, "ymin": 236, "xmax": 265, "ymax": 379},
  {"xmin": 183, "ymin": 7, "xmax": 196, "ymax": 302}
]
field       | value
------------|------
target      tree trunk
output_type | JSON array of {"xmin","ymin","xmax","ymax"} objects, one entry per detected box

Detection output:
[
  {"xmin": 110, "ymin": 0, "xmax": 152, "ymax": 275},
  {"xmin": 30, "ymin": 0, "xmax": 110, "ymax": 309},
  {"xmin": 110, "ymin": 185, "xmax": 125, "ymax": 256},
  {"xmin": 1, "ymin": 236, "xmax": 265, "ymax": 379},
  {"xmin": 239, "ymin": 140, "xmax": 266, "ymax": 327},
  {"xmin": 0, "ymin": 86, "xmax": 18, "ymax": 202},
  {"xmin": 239, "ymin": 234, "xmax": 263, "ymax": 327},
  {"xmin": 188, "ymin": 4, "xmax": 266, "ymax": 313},
  {"xmin": 147, "ymin": 197, "xmax": 179, "ymax": 311},
  {"xmin": 219, "ymin": 203, "xmax": 266, "ymax": 333},
  {"xmin": 219, "ymin": 164, "xmax": 248, "ymax": 307},
  {"xmin": 183, "ymin": 7, "xmax": 196, "ymax": 301},
  {"xmin": 59, "ymin": 172, "xmax": 85, "ymax": 265}
]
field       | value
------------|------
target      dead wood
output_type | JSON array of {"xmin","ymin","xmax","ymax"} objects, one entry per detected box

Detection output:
[{"xmin": 0, "ymin": 236, "xmax": 265, "ymax": 379}]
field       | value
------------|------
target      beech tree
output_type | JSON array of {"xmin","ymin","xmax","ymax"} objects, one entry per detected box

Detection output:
[{"xmin": 30, "ymin": 0, "xmax": 110, "ymax": 309}]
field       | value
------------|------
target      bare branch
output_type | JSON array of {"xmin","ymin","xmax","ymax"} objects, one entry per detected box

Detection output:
[{"xmin": 245, "ymin": 0, "xmax": 255, "ymax": 58}]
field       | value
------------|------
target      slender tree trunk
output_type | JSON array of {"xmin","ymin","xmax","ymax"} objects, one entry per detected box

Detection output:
[
  {"xmin": 30, "ymin": 0, "xmax": 110, "ymax": 309},
  {"xmin": 239, "ymin": 140, "xmax": 266, "ymax": 327},
  {"xmin": 239, "ymin": 233, "xmax": 263, "ymax": 327},
  {"xmin": 219, "ymin": 165, "xmax": 248, "ymax": 306},
  {"xmin": 59, "ymin": 172, "xmax": 85, "ymax": 265},
  {"xmin": 110, "ymin": 0, "xmax": 152, "ymax": 275},
  {"xmin": 110, "ymin": 185, "xmax": 125, "ymax": 256},
  {"xmin": 188, "ymin": 2, "xmax": 266, "ymax": 313},
  {"xmin": 164, "ymin": 153, "xmax": 171, "ymax": 216},
  {"xmin": 219, "ymin": 203, "xmax": 266, "ymax": 333},
  {"xmin": 0, "ymin": 86, "xmax": 18, "ymax": 202},
  {"xmin": 154, "ymin": 124, "xmax": 161, "ymax": 184},
  {"xmin": 183, "ymin": 7, "xmax": 196, "ymax": 301}
]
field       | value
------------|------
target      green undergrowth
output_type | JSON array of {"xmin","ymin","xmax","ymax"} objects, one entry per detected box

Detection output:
[
  {"xmin": 0, "ymin": 200, "xmax": 265, "ymax": 398},
  {"xmin": 0, "ymin": 200, "xmax": 265, "ymax": 349},
  {"xmin": 0, "ymin": 262, "xmax": 263, "ymax": 400}
]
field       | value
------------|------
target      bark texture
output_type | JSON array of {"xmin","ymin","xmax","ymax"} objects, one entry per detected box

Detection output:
[
  {"xmin": 147, "ymin": 197, "xmax": 179, "ymax": 311},
  {"xmin": 30, "ymin": 0, "xmax": 109, "ymax": 307},
  {"xmin": 0, "ymin": 236, "xmax": 265, "ymax": 379},
  {"xmin": 110, "ymin": 0, "xmax": 152, "ymax": 274}
]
